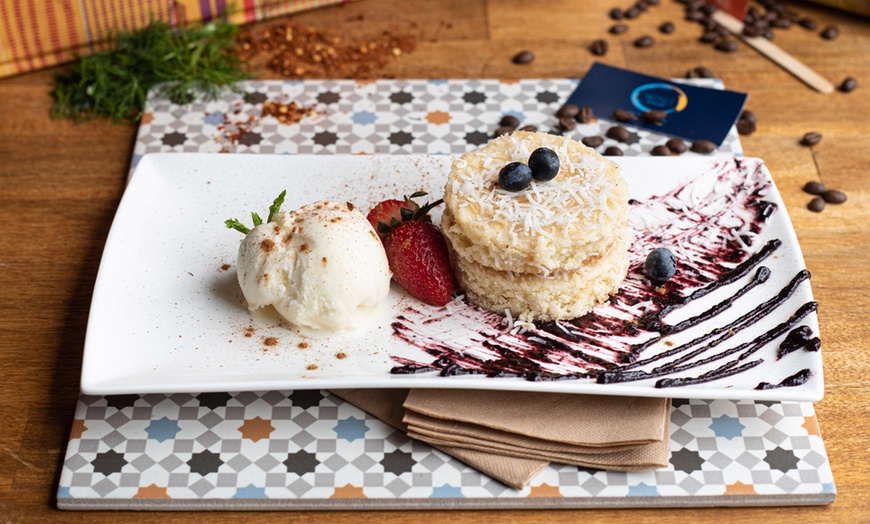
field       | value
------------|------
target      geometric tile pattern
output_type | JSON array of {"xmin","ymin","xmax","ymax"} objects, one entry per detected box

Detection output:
[
  {"xmin": 59, "ymin": 79, "xmax": 833, "ymax": 510},
  {"xmin": 129, "ymin": 78, "xmax": 744, "ymax": 175},
  {"xmin": 58, "ymin": 393, "xmax": 835, "ymax": 508}
]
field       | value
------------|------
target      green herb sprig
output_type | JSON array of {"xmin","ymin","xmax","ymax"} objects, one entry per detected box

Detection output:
[
  {"xmin": 226, "ymin": 190, "xmax": 287, "ymax": 235},
  {"xmin": 51, "ymin": 18, "xmax": 250, "ymax": 123}
]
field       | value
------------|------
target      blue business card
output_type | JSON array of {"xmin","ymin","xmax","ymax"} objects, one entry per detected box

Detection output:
[{"xmin": 567, "ymin": 63, "xmax": 748, "ymax": 146}]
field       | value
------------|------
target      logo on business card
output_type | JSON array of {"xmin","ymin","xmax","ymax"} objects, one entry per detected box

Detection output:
[{"xmin": 630, "ymin": 83, "xmax": 688, "ymax": 114}]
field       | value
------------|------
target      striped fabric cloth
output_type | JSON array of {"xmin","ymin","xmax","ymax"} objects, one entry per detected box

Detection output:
[{"xmin": 0, "ymin": 0, "xmax": 346, "ymax": 78}]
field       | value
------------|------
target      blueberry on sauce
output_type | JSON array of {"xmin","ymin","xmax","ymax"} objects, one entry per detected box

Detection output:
[
  {"xmin": 528, "ymin": 147, "xmax": 560, "ymax": 181},
  {"xmin": 645, "ymin": 247, "xmax": 677, "ymax": 282},
  {"xmin": 498, "ymin": 162, "xmax": 533, "ymax": 191}
]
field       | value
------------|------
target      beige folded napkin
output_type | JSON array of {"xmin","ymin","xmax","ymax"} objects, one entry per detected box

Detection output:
[
  {"xmin": 330, "ymin": 388, "xmax": 671, "ymax": 489},
  {"xmin": 403, "ymin": 389, "xmax": 671, "ymax": 471}
]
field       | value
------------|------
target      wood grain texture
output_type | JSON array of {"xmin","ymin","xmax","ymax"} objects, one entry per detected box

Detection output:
[{"xmin": 1, "ymin": 0, "xmax": 868, "ymax": 521}]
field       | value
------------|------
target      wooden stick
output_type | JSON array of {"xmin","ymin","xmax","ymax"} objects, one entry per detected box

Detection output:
[{"xmin": 711, "ymin": 10, "xmax": 835, "ymax": 94}]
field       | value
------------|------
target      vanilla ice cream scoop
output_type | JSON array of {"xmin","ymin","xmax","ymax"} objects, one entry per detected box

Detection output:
[{"xmin": 236, "ymin": 200, "xmax": 392, "ymax": 330}]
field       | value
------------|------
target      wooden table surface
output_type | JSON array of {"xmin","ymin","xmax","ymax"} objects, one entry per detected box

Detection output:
[{"xmin": 1, "ymin": 0, "xmax": 868, "ymax": 521}]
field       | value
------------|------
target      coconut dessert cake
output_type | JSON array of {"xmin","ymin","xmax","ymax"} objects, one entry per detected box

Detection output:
[{"xmin": 442, "ymin": 131, "xmax": 631, "ymax": 321}]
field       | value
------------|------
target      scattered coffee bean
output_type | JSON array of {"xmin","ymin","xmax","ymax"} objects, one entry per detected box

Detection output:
[
  {"xmin": 556, "ymin": 104, "xmax": 580, "ymax": 119},
  {"xmin": 659, "ymin": 22, "xmax": 675, "ymax": 34},
  {"xmin": 646, "ymin": 0, "xmax": 659, "ymax": 5},
  {"xmin": 642, "ymin": 109, "xmax": 667, "ymax": 124},
  {"xmin": 736, "ymin": 119, "xmax": 756, "ymax": 135},
  {"xmin": 557, "ymin": 117, "xmax": 576, "ymax": 132},
  {"xmin": 651, "ymin": 145, "xmax": 672, "ymax": 156},
  {"xmin": 686, "ymin": 66, "xmax": 715, "ymax": 78},
  {"xmin": 771, "ymin": 17, "xmax": 793, "ymax": 29},
  {"xmin": 609, "ymin": 7, "xmax": 624, "ymax": 20},
  {"xmin": 634, "ymin": 1, "xmax": 649, "ymax": 12},
  {"xmin": 590, "ymin": 39, "xmax": 609, "ymax": 56},
  {"xmin": 685, "ymin": 10, "xmax": 706, "ymax": 22},
  {"xmin": 613, "ymin": 108, "xmax": 635, "ymax": 122},
  {"xmin": 714, "ymin": 39, "xmax": 738, "ymax": 52},
  {"xmin": 807, "ymin": 197, "xmax": 825, "ymax": 212},
  {"xmin": 634, "ymin": 35, "xmax": 654, "ymax": 48},
  {"xmin": 700, "ymin": 31, "xmax": 719, "ymax": 43},
  {"xmin": 822, "ymin": 190, "xmax": 847, "ymax": 204},
  {"xmin": 800, "ymin": 132, "xmax": 822, "ymax": 146},
  {"xmin": 603, "ymin": 146, "xmax": 624, "ymax": 156},
  {"xmin": 740, "ymin": 109, "xmax": 756, "ymax": 125},
  {"xmin": 581, "ymin": 136, "xmax": 605, "ymax": 148},
  {"xmin": 661, "ymin": 139, "xmax": 684, "ymax": 155},
  {"xmin": 499, "ymin": 115, "xmax": 520, "ymax": 128},
  {"xmin": 512, "ymin": 50, "xmax": 535, "ymax": 64},
  {"xmin": 493, "ymin": 126, "xmax": 515, "ymax": 137},
  {"xmin": 610, "ymin": 23, "xmax": 629, "ymax": 35},
  {"xmin": 624, "ymin": 6, "xmax": 641, "ymax": 19},
  {"xmin": 606, "ymin": 125, "xmax": 631, "ymax": 142},
  {"xmin": 518, "ymin": 125, "xmax": 538, "ymax": 132},
  {"xmin": 691, "ymin": 139, "xmax": 716, "ymax": 153},
  {"xmin": 575, "ymin": 106, "xmax": 595, "ymax": 124},
  {"xmin": 762, "ymin": 29, "xmax": 775, "ymax": 40},
  {"xmin": 803, "ymin": 181, "xmax": 826, "ymax": 195},
  {"xmin": 715, "ymin": 26, "xmax": 731, "ymax": 37},
  {"xmin": 820, "ymin": 26, "xmax": 839, "ymax": 40},
  {"xmin": 839, "ymin": 77, "xmax": 858, "ymax": 93},
  {"xmin": 798, "ymin": 18, "xmax": 817, "ymax": 30},
  {"xmin": 742, "ymin": 25, "xmax": 761, "ymax": 38},
  {"xmin": 700, "ymin": 3, "xmax": 716, "ymax": 15}
]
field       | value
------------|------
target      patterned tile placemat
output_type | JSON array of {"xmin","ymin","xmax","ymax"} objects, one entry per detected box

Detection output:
[{"xmin": 58, "ymin": 79, "xmax": 835, "ymax": 510}]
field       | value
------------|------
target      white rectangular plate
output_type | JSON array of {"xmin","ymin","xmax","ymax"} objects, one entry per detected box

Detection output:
[{"xmin": 81, "ymin": 153, "xmax": 823, "ymax": 400}]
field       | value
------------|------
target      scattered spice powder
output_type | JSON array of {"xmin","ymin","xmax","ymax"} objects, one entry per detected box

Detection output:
[
  {"xmin": 220, "ymin": 263, "xmax": 231, "ymax": 271},
  {"xmin": 306, "ymin": 364, "xmax": 318, "ymax": 370},
  {"xmin": 336, "ymin": 352, "xmax": 347, "ymax": 360},
  {"xmin": 264, "ymin": 337, "xmax": 278, "ymax": 347},
  {"xmin": 235, "ymin": 22, "xmax": 416, "ymax": 80},
  {"xmin": 298, "ymin": 341, "xmax": 309, "ymax": 349},
  {"xmin": 244, "ymin": 326, "xmax": 256, "ymax": 338}
]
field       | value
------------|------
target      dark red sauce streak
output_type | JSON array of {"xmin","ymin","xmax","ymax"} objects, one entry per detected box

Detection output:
[{"xmin": 389, "ymin": 158, "xmax": 818, "ymax": 390}]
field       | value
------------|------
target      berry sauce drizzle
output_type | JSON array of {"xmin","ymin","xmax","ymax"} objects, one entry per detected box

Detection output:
[{"xmin": 389, "ymin": 158, "xmax": 818, "ymax": 391}]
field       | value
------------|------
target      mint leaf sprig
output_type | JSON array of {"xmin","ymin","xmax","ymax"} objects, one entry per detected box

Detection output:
[{"xmin": 225, "ymin": 190, "xmax": 287, "ymax": 235}]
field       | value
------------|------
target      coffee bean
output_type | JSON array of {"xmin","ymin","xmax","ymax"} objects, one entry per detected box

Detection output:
[
  {"xmin": 839, "ymin": 77, "xmax": 858, "ymax": 93},
  {"xmin": 821, "ymin": 26, "xmax": 839, "ymax": 40},
  {"xmin": 762, "ymin": 29, "xmax": 775, "ymax": 40},
  {"xmin": 634, "ymin": 36, "xmax": 654, "ymax": 48},
  {"xmin": 807, "ymin": 197, "xmax": 825, "ymax": 212},
  {"xmin": 575, "ymin": 106, "xmax": 595, "ymax": 124},
  {"xmin": 512, "ymin": 51, "xmax": 535, "ymax": 64},
  {"xmin": 691, "ymin": 139, "xmax": 716, "ymax": 153},
  {"xmin": 798, "ymin": 18, "xmax": 817, "ymax": 30},
  {"xmin": 646, "ymin": 0, "xmax": 659, "ymax": 5},
  {"xmin": 700, "ymin": 31, "xmax": 719, "ymax": 44},
  {"xmin": 822, "ymin": 190, "xmax": 847, "ymax": 204},
  {"xmin": 603, "ymin": 146, "xmax": 624, "ymax": 156},
  {"xmin": 685, "ymin": 10, "xmax": 706, "ymax": 22},
  {"xmin": 803, "ymin": 181, "xmax": 826, "ymax": 195},
  {"xmin": 742, "ymin": 25, "xmax": 761, "ymax": 38},
  {"xmin": 800, "ymin": 132, "xmax": 822, "ymax": 146},
  {"xmin": 642, "ymin": 109, "xmax": 667, "ymax": 123},
  {"xmin": 518, "ymin": 125, "xmax": 538, "ymax": 132},
  {"xmin": 609, "ymin": 7, "xmax": 623, "ymax": 20},
  {"xmin": 659, "ymin": 22, "xmax": 675, "ymax": 34},
  {"xmin": 493, "ymin": 126, "xmax": 515, "ymax": 137},
  {"xmin": 556, "ymin": 104, "xmax": 580, "ymax": 119},
  {"xmin": 624, "ymin": 6, "xmax": 640, "ymax": 19},
  {"xmin": 606, "ymin": 125, "xmax": 631, "ymax": 142},
  {"xmin": 686, "ymin": 66, "xmax": 715, "ymax": 79},
  {"xmin": 771, "ymin": 17, "xmax": 793, "ymax": 29},
  {"xmin": 610, "ymin": 23, "xmax": 629, "ymax": 35},
  {"xmin": 558, "ymin": 117, "xmax": 576, "ymax": 132},
  {"xmin": 715, "ymin": 26, "xmax": 731, "ymax": 37},
  {"xmin": 590, "ymin": 39, "xmax": 609, "ymax": 56},
  {"xmin": 581, "ymin": 136, "xmax": 605, "ymax": 148},
  {"xmin": 499, "ymin": 115, "xmax": 520, "ymax": 128},
  {"xmin": 700, "ymin": 3, "xmax": 716, "ymax": 15},
  {"xmin": 740, "ymin": 109, "xmax": 757, "ymax": 125},
  {"xmin": 666, "ymin": 138, "xmax": 687, "ymax": 154},
  {"xmin": 613, "ymin": 108, "xmax": 635, "ymax": 122},
  {"xmin": 651, "ymin": 145, "xmax": 671, "ymax": 156},
  {"xmin": 714, "ymin": 39, "xmax": 738, "ymax": 53},
  {"xmin": 634, "ymin": 1, "xmax": 649, "ymax": 12},
  {"xmin": 736, "ymin": 119, "xmax": 756, "ymax": 135}
]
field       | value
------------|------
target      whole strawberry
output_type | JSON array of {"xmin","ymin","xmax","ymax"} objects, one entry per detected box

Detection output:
[
  {"xmin": 383, "ymin": 220, "xmax": 456, "ymax": 307},
  {"xmin": 366, "ymin": 192, "xmax": 426, "ymax": 240}
]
